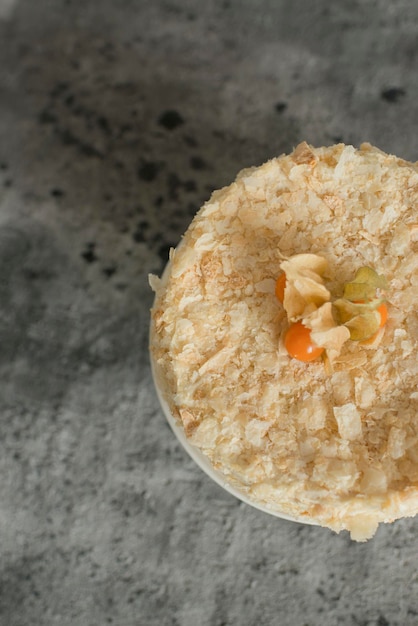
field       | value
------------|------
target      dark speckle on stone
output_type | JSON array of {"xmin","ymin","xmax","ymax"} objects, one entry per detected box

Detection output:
[
  {"xmin": 119, "ymin": 123, "xmax": 133, "ymax": 135},
  {"xmin": 57, "ymin": 128, "xmax": 104, "ymax": 158},
  {"xmin": 81, "ymin": 243, "xmax": 98, "ymax": 263},
  {"xmin": 49, "ymin": 81, "xmax": 70, "ymax": 98},
  {"xmin": 23, "ymin": 269, "xmax": 41, "ymax": 280},
  {"xmin": 275, "ymin": 102, "xmax": 288, "ymax": 113},
  {"xmin": 167, "ymin": 172, "xmax": 181, "ymax": 200},
  {"xmin": 381, "ymin": 87, "xmax": 406, "ymax": 103},
  {"xmin": 138, "ymin": 160, "xmax": 160, "ymax": 182},
  {"xmin": 132, "ymin": 229, "xmax": 145, "ymax": 243},
  {"xmin": 184, "ymin": 135, "xmax": 198, "ymax": 147},
  {"xmin": 103, "ymin": 265, "xmax": 117, "ymax": 278},
  {"xmin": 0, "ymin": 162, "xmax": 8, "ymax": 170},
  {"xmin": 38, "ymin": 109, "xmax": 57, "ymax": 124},
  {"xmin": 72, "ymin": 105, "xmax": 84, "ymax": 118},
  {"xmin": 82, "ymin": 249, "xmax": 97, "ymax": 263},
  {"xmin": 158, "ymin": 110, "xmax": 185, "ymax": 130},
  {"xmin": 154, "ymin": 196, "xmax": 164, "ymax": 208},
  {"xmin": 166, "ymin": 173, "xmax": 197, "ymax": 199},
  {"xmin": 377, "ymin": 616, "xmax": 390, "ymax": 626},
  {"xmin": 184, "ymin": 179, "xmax": 197, "ymax": 192},
  {"xmin": 50, "ymin": 188, "xmax": 65, "ymax": 198},
  {"xmin": 97, "ymin": 116, "xmax": 111, "ymax": 133},
  {"xmin": 190, "ymin": 155, "xmax": 207, "ymax": 170},
  {"xmin": 64, "ymin": 94, "xmax": 75, "ymax": 107},
  {"xmin": 133, "ymin": 219, "xmax": 151, "ymax": 242}
]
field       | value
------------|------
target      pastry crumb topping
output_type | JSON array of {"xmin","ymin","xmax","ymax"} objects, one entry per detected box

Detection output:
[{"xmin": 150, "ymin": 142, "xmax": 418, "ymax": 541}]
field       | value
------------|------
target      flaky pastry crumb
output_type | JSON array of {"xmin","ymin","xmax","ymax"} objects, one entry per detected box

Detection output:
[{"xmin": 150, "ymin": 142, "xmax": 418, "ymax": 540}]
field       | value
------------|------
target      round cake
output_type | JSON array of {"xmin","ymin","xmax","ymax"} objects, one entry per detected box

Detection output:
[{"xmin": 149, "ymin": 142, "xmax": 418, "ymax": 541}]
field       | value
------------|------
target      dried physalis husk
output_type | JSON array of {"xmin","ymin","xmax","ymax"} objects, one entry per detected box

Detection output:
[
  {"xmin": 305, "ymin": 302, "xmax": 351, "ymax": 359},
  {"xmin": 343, "ymin": 309, "xmax": 382, "ymax": 341},
  {"xmin": 342, "ymin": 266, "xmax": 388, "ymax": 301},
  {"xmin": 280, "ymin": 254, "xmax": 331, "ymax": 322},
  {"xmin": 333, "ymin": 266, "xmax": 388, "ymax": 342}
]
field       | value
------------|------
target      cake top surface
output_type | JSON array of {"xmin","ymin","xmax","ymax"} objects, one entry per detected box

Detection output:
[{"xmin": 150, "ymin": 142, "xmax": 418, "ymax": 540}]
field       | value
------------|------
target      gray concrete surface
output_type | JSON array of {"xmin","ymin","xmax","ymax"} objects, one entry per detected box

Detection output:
[{"xmin": 1, "ymin": 1, "xmax": 417, "ymax": 624}]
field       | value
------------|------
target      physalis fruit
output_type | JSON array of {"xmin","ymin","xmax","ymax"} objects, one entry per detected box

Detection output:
[{"xmin": 276, "ymin": 257, "xmax": 389, "ymax": 363}]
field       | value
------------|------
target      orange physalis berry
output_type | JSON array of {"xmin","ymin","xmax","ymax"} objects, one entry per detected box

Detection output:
[
  {"xmin": 284, "ymin": 321, "xmax": 325, "ymax": 362},
  {"xmin": 275, "ymin": 272, "xmax": 287, "ymax": 304},
  {"xmin": 377, "ymin": 302, "xmax": 388, "ymax": 327}
]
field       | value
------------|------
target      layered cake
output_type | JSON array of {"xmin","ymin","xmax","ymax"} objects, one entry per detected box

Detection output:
[{"xmin": 149, "ymin": 142, "xmax": 418, "ymax": 540}]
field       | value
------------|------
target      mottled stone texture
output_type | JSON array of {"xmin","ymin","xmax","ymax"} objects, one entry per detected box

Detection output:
[{"xmin": 0, "ymin": 0, "xmax": 417, "ymax": 624}]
